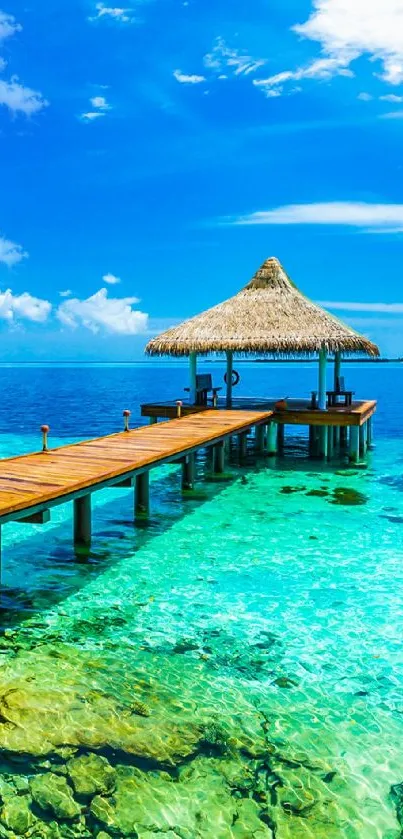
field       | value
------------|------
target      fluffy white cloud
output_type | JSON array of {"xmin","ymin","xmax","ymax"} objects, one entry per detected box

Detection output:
[
  {"xmin": 90, "ymin": 4, "xmax": 134, "ymax": 22},
  {"xmin": 173, "ymin": 69, "xmax": 206, "ymax": 84},
  {"xmin": 319, "ymin": 300, "xmax": 403, "ymax": 312},
  {"xmin": 0, "ymin": 76, "xmax": 48, "ymax": 116},
  {"xmin": 102, "ymin": 272, "xmax": 121, "ymax": 285},
  {"xmin": 57, "ymin": 288, "xmax": 148, "ymax": 334},
  {"xmin": 59, "ymin": 289, "xmax": 72, "ymax": 298},
  {"xmin": 0, "ymin": 234, "xmax": 28, "ymax": 267},
  {"xmin": 204, "ymin": 37, "xmax": 265, "ymax": 77},
  {"xmin": 90, "ymin": 95, "xmax": 110, "ymax": 109},
  {"xmin": 294, "ymin": 0, "xmax": 403, "ymax": 83},
  {"xmin": 0, "ymin": 290, "xmax": 51, "ymax": 323},
  {"xmin": 0, "ymin": 11, "xmax": 21, "ymax": 42},
  {"xmin": 234, "ymin": 202, "xmax": 403, "ymax": 232},
  {"xmin": 254, "ymin": 0, "xmax": 403, "ymax": 97},
  {"xmin": 80, "ymin": 94, "xmax": 111, "ymax": 122},
  {"xmin": 358, "ymin": 92, "xmax": 373, "ymax": 101}
]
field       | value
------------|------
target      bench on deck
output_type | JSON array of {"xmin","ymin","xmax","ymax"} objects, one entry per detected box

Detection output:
[
  {"xmin": 184, "ymin": 373, "xmax": 222, "ymax": 406},
  {"xmin": 327, "ymin": 376, "xmax": 354, "ymax": 407},
  {"xmin": 310, "ymin": 377, "xmax": 355, "ymax": 409}
]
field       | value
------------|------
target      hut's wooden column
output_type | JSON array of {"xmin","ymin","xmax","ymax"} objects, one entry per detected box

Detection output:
[
  {"xmin": 318, "ymin": 348, "xmax": 327, "ymax": 411},
  {"xmin": 334, "ymin": 350, "xmax": 341, "ymax": 389},
  {"xmin": 189, "ymin": 352, "xmax": 197, "ymax": 404},
  {"xmin": 226, "ymin": 350, "xmax": 233, "ymax": 407}
]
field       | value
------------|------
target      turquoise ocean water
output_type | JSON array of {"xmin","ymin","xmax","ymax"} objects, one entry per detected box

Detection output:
[{"xmin": 0, "ymin": 362, "xmax": 401, "ymax": 838}]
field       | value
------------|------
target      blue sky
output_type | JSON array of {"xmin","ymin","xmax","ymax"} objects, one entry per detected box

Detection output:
[{"xmin": 1, "ymin": 0, "xmax": 403, "ymax": 359}]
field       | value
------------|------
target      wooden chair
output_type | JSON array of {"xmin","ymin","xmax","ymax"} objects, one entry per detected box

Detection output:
[{"xmin": 184, "ymin": 374, "xmax": 222, "ymax": 406}]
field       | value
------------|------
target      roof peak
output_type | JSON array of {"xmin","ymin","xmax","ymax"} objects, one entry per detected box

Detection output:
[{"xmin": 244, "ymin": 257, "xmax": 296, "ymax": 291}]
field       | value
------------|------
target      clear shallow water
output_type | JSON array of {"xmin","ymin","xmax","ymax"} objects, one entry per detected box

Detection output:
[{"xmin": 0, "ymin": 364, "xmax": 401, "ymax": 837}]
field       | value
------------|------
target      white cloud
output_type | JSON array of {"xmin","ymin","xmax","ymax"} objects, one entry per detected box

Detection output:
[
  {"xmin": 80, "ymin": 111, "xmax": 104, "ymax": 121},
  {"xmin": 319, "ymin": 299, "xmax": 403, "ymax": 312},
  {"xmin": 204, "ymin": 37, "xmax": 265, "ymax": 77},
  {"xmin": 57, "ymin": 288, "xmax": 148, "ymax": 334},
  {"xmin": 0, "ymin": 234, "xmax": 28, "ymax": 267},
  {"xmin": 90, "ymin": 4, "xmax": 134, "ymax": 22},
  {"xmin": 59, "ymin": 289, "xmax": 72, "ymax": 298},
  {"xmin": 382, "ymin": 109, "xmax": 403, "ymax": 118},
  {"xmin": 0, "ymin": 290, "xmax": 51, "ymax": 323},
  {"xmin": 173, "ymin": 69, "xmax": 206, "ymax": 84},
  {"xmin": 80, "ymin": 93, "xmax": 111, "ymax": 122},
  {"xmin": 380, "ymin": 93, "xmax": 403, "ymax": 102},
  {"xmin": 90, "ymin": 95, "xmax": 110, "ymax": 109},
  {"xmin": 0, "ymin": 11, "xmax": 21, "ymax": 42},
  {"xmin": 0, "ymin": 57, "xmax": 6, "ymax": 72},
  {"xmin": 254, "ymin": 0, "xmax": 403, "ymax": 97},
  {"xmin": 253, "ymin": 56, "xmax": 352, "ymax": 96},
  {"xmin": 358, "ymin": 91, "xmax": 373, "ymax": 101},
  {"xmin": 0, "ymin": 76, "xmax": 48, "ymax": 116},
  {"xmin": 102, "ymin": 272, "xmax": 121, "ymax": 285},
  {"xmin": 233, "ymin": 202, "xmax": 403, "ymax": 232}
]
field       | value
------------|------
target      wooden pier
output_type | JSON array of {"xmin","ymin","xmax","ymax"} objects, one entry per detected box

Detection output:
[{"xmin": 0, "ymin": 408, "xmax": 272, "ymax": 563}]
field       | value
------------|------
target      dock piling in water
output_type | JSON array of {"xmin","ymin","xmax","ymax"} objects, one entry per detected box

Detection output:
[{"xmin": 74, "ymin": 495, "xmax": 92, "ymax": 551}]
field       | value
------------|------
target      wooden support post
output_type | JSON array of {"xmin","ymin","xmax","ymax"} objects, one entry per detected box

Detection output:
[
  {"xmin": 74, "ymin": 495, "xmax": 91, "ymax": 550},
  {"xmin": 267, "ymin": 422, "xmax": 277, "ymax": 456},
  {"xmin": 318, "ymin": 348, "xmax": 327, "ymax": 411},
  {"xmin": 182, "ymin": 453, "xmax": 195, "ymax": 490},
  {"xmin": 277, "ymin": 424, "xmax": 285, "ymax": 451},
  {"xmin": 189, "ymin": 353, "xmax": 197, "ymax": 405},
  {"xmin": 359, "ymin": 422, "xmax": 367, "ymax": 457},
  {"xmin": 334, "ymin": 426, "xmax": 340, "ymax": 448},
  {"xmin": 255, "ymin": 424, "xmax": 265, "ymax": 453},
  {"xmin": 135, "ymin": 472, "xmax": 150, "ymax": 519},
  {"xmin": 327, "ymin": 426, "xmax": 334, "ymax": 460},
  {"xmin": 318, "ymin": 426, "xmax": 328, "ymax": 459},
  {"xmin": 367, "ymin": 416, "xmax": 374, "ymax": 449},
  {"xmin": 349, "ymin": 426, "xmax": 360, "ymax": 464},
  {"xmin": 340, "ymin": 426, "xmax": 348, "ymax": 448},
  {"xmin": 226, "ymin": 350, "xmax": 233, "ymax": 408},
  {"xmin": 308, "ymin": 425, "xmax": 317, "ymax": 458},
  {"xmin": 213, "ymin": 442, "xmax": 225, "ymax": 474},
  {"xmin": 334, "ymin": 351, "xmax": 341, "ymax": 390},
  {"xmin": 238, "ymin": 431, "xmax": 248, "ymax": 459}
]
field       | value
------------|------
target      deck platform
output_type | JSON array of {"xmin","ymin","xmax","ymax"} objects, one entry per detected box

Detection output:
[
  {"xmin": 141, "ymin": 398, "xmax": 377, "ymax": 427},
  {"xmin": 0, "ymin": 408, "xmax": 272, "ymax": 526}
]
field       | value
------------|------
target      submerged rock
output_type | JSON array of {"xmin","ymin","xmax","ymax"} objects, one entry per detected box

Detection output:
[
  {"xmin": 0, "ymin": 794, "xmax": 33, "ymax": 834},
  {"xmin": 30, "ymin": 773, "xmax": 81, "ymax": 820},
  {"xmin": 66, "ymin": 754, "xmax": 116, "ymax": 798},
  {"xmin": 331, "ymin": 487, "xmax": 368, "ymax": 506}
]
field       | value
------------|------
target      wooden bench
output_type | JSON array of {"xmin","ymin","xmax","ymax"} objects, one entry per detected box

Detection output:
[{"xmin": 184, "ymin": 374, "xmax": 222, "ymax": 406}]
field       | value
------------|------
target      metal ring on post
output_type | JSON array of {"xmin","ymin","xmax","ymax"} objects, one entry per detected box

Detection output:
[
  {"xmin": 176, "ymin": 400, "xmax": 183, "ymax": 418},
  {"xmin": 41, "ymin": 424, "xmax": 50, "ymax": 452},
  {"xmin": 123, "ymin": 410, "xmax": 131, "ymax": 432}
]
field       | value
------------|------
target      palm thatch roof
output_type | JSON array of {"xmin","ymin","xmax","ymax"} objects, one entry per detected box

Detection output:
[{"xmin": 146, "ymin": 257, "xmax": 379, "ymax": 358}]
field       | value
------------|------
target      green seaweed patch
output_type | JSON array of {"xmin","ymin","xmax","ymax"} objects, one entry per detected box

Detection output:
[
  {"xmin": 181, "ymin": 488, "xmax": 209, "ymax": 501},
  {"xmin": 331, "ymin": 487, "xmax": 368, "ymax": 506},
  {"xmin": 335, "ymin": 469, "xmax": 360, "ymax": 477},
  {"xmin": 274, "ymin": 676, "xmax": 299, "ymax": 689},
  {"xmin": 280, "ymin": 486, "xmax": 306, "ymax": 494},
  {"xmin": 306, "ymin": 489, "xmax": 329, "ymax": 498},
  {"xmin": 204, "ymin": 472, "xmax": 233, "ymax": 483}
]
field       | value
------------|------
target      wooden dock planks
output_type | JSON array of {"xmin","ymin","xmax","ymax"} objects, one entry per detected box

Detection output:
[
  {"xmin": 0, "ymin": 409, "xmax": 273, "ymax": 523},
  {"xmin": 141, "ymin": 399, "xmax": 377, "ymax": 427}
]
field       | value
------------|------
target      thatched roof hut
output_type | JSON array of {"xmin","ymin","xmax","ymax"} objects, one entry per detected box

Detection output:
[{"xmin": 145, "ymin": 257, "xmax": 379, "ymax": 358}]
